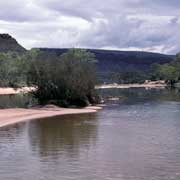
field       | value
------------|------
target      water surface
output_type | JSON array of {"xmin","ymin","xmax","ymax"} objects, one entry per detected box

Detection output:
[{"xmin": 1, "ymin": 88, "xmax": 180, "ymax": 180}]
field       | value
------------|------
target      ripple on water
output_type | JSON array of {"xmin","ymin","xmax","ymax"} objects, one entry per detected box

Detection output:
[{"xmin": 1, "ymin": 89, "xmax": 180, "ymax": 180}]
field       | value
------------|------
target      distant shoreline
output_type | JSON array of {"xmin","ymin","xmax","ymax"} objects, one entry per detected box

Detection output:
[
  {"xmin": 0, "ymin": 87, "xmax": 35, "ymax": 95},
  {"xmin": 96, "ymin": 81, "xmax": 167, "ymax": 89},
  {"xmin": 0, "ymin": 81, "xmax": 167, "ymax": 128},
  {"xmin": 0, "ymin": 82, "xmax": 167, "ymax": 95},
  {"xmin": 0, "ymin": 105, "xmax": 102, "ymax": 128}
]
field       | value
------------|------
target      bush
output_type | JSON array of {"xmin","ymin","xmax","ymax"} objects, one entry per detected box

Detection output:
[{"xmin": 27, "ymin": 49, "xmax": 99, "ymax": 107}]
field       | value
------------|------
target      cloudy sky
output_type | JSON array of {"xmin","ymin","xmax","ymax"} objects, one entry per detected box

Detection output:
[{"xmin": 0, "ymin": 0, "xmax": 179, "ymax": 54}]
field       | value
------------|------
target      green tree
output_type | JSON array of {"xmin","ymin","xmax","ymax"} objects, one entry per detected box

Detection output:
[
  {"xmin": 159, "ymin": 64, "xmax": 178, "ymax": 85},
  {"xmin": 27, "ymin": 49, "xmax": 99, "ymax": 107},
  {"xmin": 109, "ymin": 68, "xmax": 148, "ymax": 84},
  {"xmin": 0, "ymin": 52, "xmax": 26, "ymax": 87},
  {"xmin": 150, "ymin": 53, "xmax": 180, "ymax": 86}
]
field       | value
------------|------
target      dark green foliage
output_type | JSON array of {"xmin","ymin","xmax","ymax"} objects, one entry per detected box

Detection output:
[
  {"xmin": 0, "ymin": 52, "xmax": 27, "ymax": 87},
  {"xmin": 109, "ymin": 68, "xmax": 148, "ymax": 84},
  {"xmin": 150, "ymin": 53, "xmax": 180, "ymax": 86},
  {"xmin": 107, "ymin": 52, "xmax": 180, "ymax": 86},
  {"xmin": 27, "ymin": 49, "xmax": 99, "ymax": 107},
  {"xmin": 40, "ymin": 48, "xmax": 174, "ymax": 83},
  {"xmin": 0, "ymin": 49, "xmax": 99, "ymax": 107}
]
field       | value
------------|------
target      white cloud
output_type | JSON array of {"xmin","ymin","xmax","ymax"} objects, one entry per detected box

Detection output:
[{"xmin": 0, "ymin": 0, "xmax": 180, "ymax": 54}]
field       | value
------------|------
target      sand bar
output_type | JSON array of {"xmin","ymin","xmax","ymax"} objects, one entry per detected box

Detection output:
[
  {"xmin": 0, "ymin": 106, "xmax": 101, "ymax": 128},
  {"xmin": 0, "ymin": 87, "xmax": 35, "ymax": 95},
  {"xmin": 0, "ymin": 81, "xmax": 166, "ymax": 95}
]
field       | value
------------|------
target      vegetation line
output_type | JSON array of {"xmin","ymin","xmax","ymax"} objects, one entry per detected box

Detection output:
[{"xmin": 0, "ymin": 49, "xmax": 100, "ymax": 107}]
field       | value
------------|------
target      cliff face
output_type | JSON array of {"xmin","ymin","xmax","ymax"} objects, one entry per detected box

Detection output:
[{"xmin": 0, "ymin": 34, "xmax": 26, "ymax": 53}]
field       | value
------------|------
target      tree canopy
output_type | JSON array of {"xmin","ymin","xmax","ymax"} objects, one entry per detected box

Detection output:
[
  {"xmin": 150, "ymin": 53, "xmax": 180, "ymax": 86},
  {"xmin": 27, "ymin": 49, "xmax": 99, "ymax": 107},
  {"xmin": 0, "ymin": 49, "xmax": 99, "ymax": 107}
]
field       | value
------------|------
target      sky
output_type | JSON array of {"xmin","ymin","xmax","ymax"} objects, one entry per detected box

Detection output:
[{"xmin": 0, "ymin": 0, "xmax": 179, "ymax": 54}]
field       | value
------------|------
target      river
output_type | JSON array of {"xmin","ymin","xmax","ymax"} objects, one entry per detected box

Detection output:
[{"xmin": 0, "ymin": 88, "xmax": 180, "ymax": 180}]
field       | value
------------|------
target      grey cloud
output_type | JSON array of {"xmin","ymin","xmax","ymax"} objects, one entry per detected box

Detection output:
[
  {"xmin": 38, "ymin": 0, "xmax": 180, "ymax": 19},
  {"xmin": 0, "ymin": 0, "xmax": 56, "ymax": 22},
  {"xmin": 75, "ymin": 14, "xmax": 180, "ymax": 54},
  {"xmin": 0, "ymin": 0, "xmax": 180, "ymax": 54}
]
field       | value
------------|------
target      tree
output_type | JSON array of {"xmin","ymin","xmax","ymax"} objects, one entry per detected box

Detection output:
[
  {"xmin": 159, "ymin": 64, "xmax": 178, "ymax": 85},
  {"xmin": 176, "ymin": 53, "xmax": 180, "ymax": 61},
  {"xmin": 0, "ymin": 52, "xmax": 26, "ymax": 87},
  {"xmin": 109, "ymin": 68, "xmax": 148, "ymax": 84},
  {"xmin": 27, "ymin": 49, "xmax": 99, "ymax": 107}
]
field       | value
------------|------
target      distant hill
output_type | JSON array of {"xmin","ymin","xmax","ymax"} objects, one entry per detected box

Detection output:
[
  {"xmin": 39, "ymin": 48, "xmax": 174, "ymax": 81},
  {"xmin": 0, "ymin": 33, "xmax": 174, "ymax": 82},
  {"xmin": 0, "ymin": 34, "xmax": 26, "ymax": 53},
  {"xmin": 0, "ymin": 33, "xmax": 174, "ymax": 70}
]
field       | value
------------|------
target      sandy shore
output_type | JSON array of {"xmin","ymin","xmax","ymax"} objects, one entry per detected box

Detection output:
[
  {"xmin": 0, "ymin": 82, "xmax": 166, "ymax": 95},
  {"xmin": 96, "ymin": 81, "xmax": 167, "ymax": 89},
  {"xmin": 0, "ymin": 106, "xmax": 102, "ymax": 128},
  {"xmin": 0, "ymin": 87, "xmax": 35, "ymax": 95}
]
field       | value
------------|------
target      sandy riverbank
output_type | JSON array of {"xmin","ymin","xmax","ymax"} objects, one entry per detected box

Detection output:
[
  {"xmin": 96, "ymin": 81, "xmax": 167, "ymax": 89},
  {"xmin": 0, "ymin": 87, "xmax": 35, "ymax": 95},
  {"xmin": 0, "ymin": 81, "xmax": 166, "ymax": 95},
  {"xmin": 0, "ymin": 105, "xmax": 102, "ymax": 128}
]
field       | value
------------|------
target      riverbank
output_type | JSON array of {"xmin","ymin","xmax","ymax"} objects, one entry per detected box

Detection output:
[
  {"xmin": 0, "ymin": 81, "xmax": 166, "ymax": 95},
  {"xmin": 0, "ymin": 105, "xmax": 102, "ymax": 128},
  {"xmin": 96, "ymin": 81, "xmax": 167, "ymax": 89},
  {"xmin": 0, "ymin": 87, "xmax": 35, "ymax": 95}
]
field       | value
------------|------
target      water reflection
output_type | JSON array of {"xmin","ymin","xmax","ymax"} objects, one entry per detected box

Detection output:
[
  {"xmin": 0, "ymin": 123, "xmax": 27, "ymax": 144},
  {"xmin": 28, "ymin": 113, "xmax": 98, "ymax": 159},
  {"xmin": 1, "ymin": 88, "xmax": 180, "ymax": 179}
]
